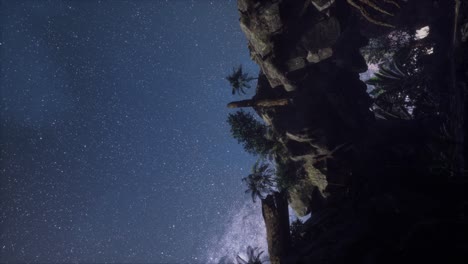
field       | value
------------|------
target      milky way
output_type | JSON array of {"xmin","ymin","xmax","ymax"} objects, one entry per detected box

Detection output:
[
  {"xmin": 205, "ymin": 201, "xmax": 268, "ymax": 263},
  {"xmin": 0, "ymin": 1, "xmax": 262, "ymax": 263}
]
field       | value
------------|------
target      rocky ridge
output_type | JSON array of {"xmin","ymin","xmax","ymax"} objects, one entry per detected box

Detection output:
[
  {"xmin": 239, "ymin": 0, "xmax": 373, "ymax": 217},
  {"xmin": 236, "ymin": 0, "xmax": 468, "ymax": 263}
]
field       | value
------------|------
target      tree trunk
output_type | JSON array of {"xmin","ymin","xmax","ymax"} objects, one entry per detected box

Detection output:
[
  {"xmin": 261, "ymin": 192, "xmax": 290, "ymax": 264},
  {"xmin": 227, "ymin": 98, "xmax": 289, "ymax": 108},
  {"xmin": 274, "ymin": 191, "xmax": 291, "ymax": 253},
  {"xmin": 261, "ymin": 195, "xmax": 282, "ymax": 264}
]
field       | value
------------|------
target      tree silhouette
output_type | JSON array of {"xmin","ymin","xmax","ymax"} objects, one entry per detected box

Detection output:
[
  {"xmin": 216, "ymin": 246, "xmax": 266, "ymax": 264},
  {"xmin": 242, "ymin": 160, "xmax": 275, "ymax": 203},
  {"xmin": 235, "ymin": 246, "xmax": 266, "ymax": 264},
  {"xmin": 226, "ymin": 65, "xmax": 256, "ymax": 95},
  {"xmin": 227, "ymin": 110, "xmax": 273, "ymax": 156}
]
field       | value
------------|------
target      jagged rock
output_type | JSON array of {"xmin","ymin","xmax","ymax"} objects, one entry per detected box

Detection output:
[
  {"xmin": 306, "ymin": 48, "xmax": 333, "ymax": 63},
  {"xmin": 238, "ymin": 0, "xmax": 299, "ymax": 91},
  {"xmin": 237, "ymin": 0, "xmax": 467, "ymax": 263},
  {"xmin": 261, "ymin": 57, "xmax": 297, "ymax": 91},
  {"xmin": 259, "ymin": 111, "xmax": 274, "ymax": 126},
  {"xmin": 285, "ymin": 128, "xmax": 330, "ymax": 153},
  {"xmin": 311, "ymin": 0, "xmax": 335, "ymax": 12},
  {"xmin": 238, "ymin": 0, "xmax": 373, "ymax": 258},
  {"xmin": 283, "ymin": 16, "xmax": 340, "ymax": 72},
  {"xmin": 289, "ymin": 181, "xmax": 316, "ymax": 216},
  {"xmin": 302, "ymin": 159, "xmax": 328, "ymax": 192},
  {"xmin": 288, "ymin": 161, "xmax": 328, "ymax": 216},
  {"xmin": 286, "ymin": 130, "xmax": 315, "ymax": 143},
  {"xmin": 238, "ymin": 0, "xmax": 283, "ymax": 58},
  {"xmin": 285, "ymin": 57, "xmax": 307, "ymax": 72},
  {"xmin": 239, "ymin": 2, "xmax": 343, "ymax": 91},
  {"xmin": 290, "ymin": 153, "xmax": 314, "ymax": 163},
  {"xmin": 300, "ymin": 16, "xmax": 341, "ymax": 51}
]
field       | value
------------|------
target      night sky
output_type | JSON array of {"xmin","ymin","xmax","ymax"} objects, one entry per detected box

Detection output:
[{"xmin": 0, "ymin": 1, "xmax": 267, "ymax": 263}]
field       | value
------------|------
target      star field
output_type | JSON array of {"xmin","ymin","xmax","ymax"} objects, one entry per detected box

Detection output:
[{"xmin": 0, "ymin": 1, "xmax": 260, "ymax": 262}]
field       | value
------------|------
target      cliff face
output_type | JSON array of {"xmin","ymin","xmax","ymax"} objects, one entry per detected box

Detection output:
[
  {"xmin": 239, "ymin": 0, "xmax": 368, "ymax": 91},
  {"xmin": 239, "ymin": 0, "xmax": 373, "ymax": 217},
  {"xmin": 237, "ymin": 0, "xmax": 468, "ymax": 263}
]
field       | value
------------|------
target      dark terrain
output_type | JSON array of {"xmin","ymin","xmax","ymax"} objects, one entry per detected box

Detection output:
[{"xmin": 224, "ymin": 0, "xmax": 468, "ymax": 263}]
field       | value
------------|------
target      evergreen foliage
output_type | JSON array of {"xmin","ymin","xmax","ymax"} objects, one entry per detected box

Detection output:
[
  {"xmin": 227, "ymin": 110, "xmax": 273, "ymax": 156},
  {"xmin": 274, "ymin": 158, "xmax": 299, "ymax": 191}
]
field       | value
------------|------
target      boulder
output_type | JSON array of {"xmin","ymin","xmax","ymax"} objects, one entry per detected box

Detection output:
[
  {"xmin": 238, "ymin": 0, "xmax": 283, "ymax": 58},
  {"xmin": 285, "ymin": 57, "xmax": 307, "ymax": 72},
  {"xmin": 261, "ymin": 57, "xmax": 297, "ymax": 91},
  {"xmin": 306, "ymin": 48, "xmax": 333, "ymax": 63},
  {"xmin": 288, "ymin": 161, "xmax": 328, "ymax": 216}
]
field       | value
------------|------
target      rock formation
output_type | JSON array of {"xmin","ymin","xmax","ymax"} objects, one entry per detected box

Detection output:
[
  {"xmin": 236, "ymin": 0, "xmax": 468, "ymax": 263},
  {"xmin": 238, "ymin": 0, "xmax": 373, "ymax": 218}
]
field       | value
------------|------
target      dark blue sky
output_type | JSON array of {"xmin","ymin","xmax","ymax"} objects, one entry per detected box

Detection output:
[{"xmin": 0, "ymin": 1, "xmax": 262, "ymax": 262}]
